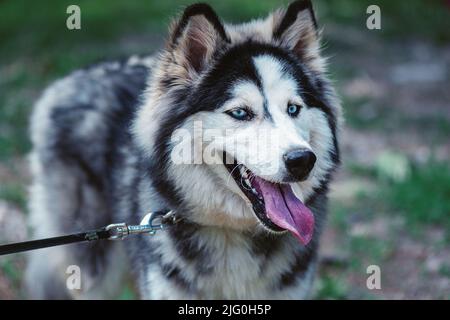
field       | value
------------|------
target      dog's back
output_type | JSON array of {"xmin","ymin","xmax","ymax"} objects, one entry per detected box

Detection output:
[{"xmin": 26, "ymin": 57, "xmax": 153, "ymax": 298}]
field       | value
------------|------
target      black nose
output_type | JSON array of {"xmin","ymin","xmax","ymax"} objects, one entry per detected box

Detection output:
[{"xmin": 283, "ymin": 149, "xmax": 316, "ymax": 181}]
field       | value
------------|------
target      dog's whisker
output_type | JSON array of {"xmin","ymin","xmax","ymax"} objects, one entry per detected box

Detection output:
[{"xmin": 226, "ymin": 163, "xmax": 243, "ymax": 187}]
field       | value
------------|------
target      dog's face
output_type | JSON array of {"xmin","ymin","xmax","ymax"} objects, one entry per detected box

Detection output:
[{"xmin": 134, "ymin": 1, "xmax": 341, "ymax": 244}]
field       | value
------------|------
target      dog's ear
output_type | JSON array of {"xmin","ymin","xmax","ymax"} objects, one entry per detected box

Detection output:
[
  {"xmin": 169, "ymin": 3, "xmax": 229, "ymax": 76},
  {"xmin": 273, "ymin": 1, "xmax": 322, "ymax": 70}
]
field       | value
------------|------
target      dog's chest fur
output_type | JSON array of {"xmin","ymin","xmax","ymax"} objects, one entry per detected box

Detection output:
[
  {"xmin": 128, "ymin": 219, "xmax": 317, "ymax": 299},
  {"xmin": 112, "ymin": 148, "xmax": 320, "ymax": 299}
]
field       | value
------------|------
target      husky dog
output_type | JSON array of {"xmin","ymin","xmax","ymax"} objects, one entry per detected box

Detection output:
[{"xmin": 26, "ymin": 1, "xmax": 341, "ymax": 299}]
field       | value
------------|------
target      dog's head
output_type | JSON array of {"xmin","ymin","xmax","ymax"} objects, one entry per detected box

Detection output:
[{"xmin": 134, "ymin": 1, "xmax": 342, "ymax": 244}]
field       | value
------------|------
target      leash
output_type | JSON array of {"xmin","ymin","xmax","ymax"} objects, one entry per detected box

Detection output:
[{"xmin": 0, "ymin": 211, "xmax": 178, "ymax": 256}]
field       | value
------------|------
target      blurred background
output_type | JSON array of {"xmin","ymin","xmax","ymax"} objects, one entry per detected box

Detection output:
[{"xmin": 0, "ymin": 0, "xmax": 449, "ymax": 299}]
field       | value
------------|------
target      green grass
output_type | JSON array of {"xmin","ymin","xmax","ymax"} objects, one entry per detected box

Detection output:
[
  {"xmin": 1, "ymin": 0, "xmax": 448, "ymax": 63},
  {"xmin": 315, "ymin": 0, "xmax": 450, "ymax": 44},
  {"xmin": 0, "ymin": 259, "xmax": 21, "ymax": 283},
  {"xmin": 341, "ymin": 94, "xmax": 450, "ymax": 142},
  {"xmin": 439, "ymin": 264, "xmax": 450, "ymax": 278},
  {"xmin": 329, "ymin": 203, "xmax": 350, "ymax": 231},
  {"xmin": 314, "ymin": 275, "xmax": 349, "ymax": 299},
  {"xmin": 0, "ymin": 183, "xmax": 27, "ymax": 210},
  {"xmin": 117, "ymin": 285, "xmax": 137, "ymax": 300},
  {"xmin": 0, "ymin": 0, "xmax": 290, "ymax": 63},
  {"xmin": 326, "ymin": 160, "xmax": 450, "ymax": 300},
  {"xmin": 383, "ymin": 161, "xmax": 450, "ymax": 230},
  {"xmin": 0, "ymin": 258, "xmax": 23, "ymax": 298},
  {"xmin": 346, "ymin": 159, "xmax": 450, "ymax": 234},
  {"xmin": 0, "ymin": 97, "xmax": 31, "ymax": 160},
  {"xmin": 349, "ymin": 236, "xmax": 392, "ymax": 268}
]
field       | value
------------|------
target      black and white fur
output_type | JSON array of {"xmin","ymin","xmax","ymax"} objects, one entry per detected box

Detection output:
[{"xmin": 26, "ymin": 1, "xmax": 342, "ymax": 299}]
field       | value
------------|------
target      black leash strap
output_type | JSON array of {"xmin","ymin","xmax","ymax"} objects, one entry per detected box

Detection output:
[
  {"xmin": 0, "ymin": 228, "xmax": 111, "ymax": 256},
  {"xmin": 0, "ymin": 210, "xmax": 176, "ymax": 256}
]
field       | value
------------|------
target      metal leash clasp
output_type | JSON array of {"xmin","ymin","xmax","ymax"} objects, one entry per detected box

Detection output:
[{"xmin": 106, "ymin": 211, "xmax": 173, "ymax": 240}]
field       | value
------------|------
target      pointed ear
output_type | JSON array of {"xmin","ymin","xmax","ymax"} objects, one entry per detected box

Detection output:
[
  {"xmin": 169, "ymin": 3, "xmax": 230, "ymax": 76},
  {"xmin": 273, "ymin": 1, "xmax": 322, "ymax": 70}
]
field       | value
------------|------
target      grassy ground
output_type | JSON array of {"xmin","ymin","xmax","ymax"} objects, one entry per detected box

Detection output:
[{"xmin": 0, "ymin": 0, "xmax": 449, "ymax": 299}]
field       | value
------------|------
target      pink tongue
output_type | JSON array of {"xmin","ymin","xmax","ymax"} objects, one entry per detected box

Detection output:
[{"xmin": 252, "ymin": 177, "xmax": 314, "ymax": 245}]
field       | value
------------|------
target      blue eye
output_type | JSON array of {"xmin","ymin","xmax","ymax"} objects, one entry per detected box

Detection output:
[
  {"xmin": 287, "ymin": 103, "xmax": 301, "ymax": 117},
  {"xmin": 227, "ymin": 108, "xmax": 253, "ymax": 121}
]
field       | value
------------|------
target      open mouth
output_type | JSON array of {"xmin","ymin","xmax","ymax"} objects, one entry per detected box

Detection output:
[{"xmin": 224, "ymin": 155, "xmax": 314, "ymax": 245}]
